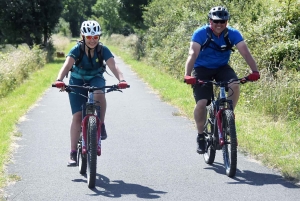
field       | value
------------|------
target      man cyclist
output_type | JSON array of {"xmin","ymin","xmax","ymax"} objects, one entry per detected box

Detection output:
[
  {"xmin": 55, "ymin": 20, "xmax": 128, "ymax": 166},
  {"xmin": 184, "ymin": 6, "xmax": 260, "ymax": 154}
]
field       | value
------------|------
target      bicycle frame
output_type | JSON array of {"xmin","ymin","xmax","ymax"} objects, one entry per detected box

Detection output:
[{"xmin": 212, "ymin": 83, "xmax": 234, "ymax": 148}]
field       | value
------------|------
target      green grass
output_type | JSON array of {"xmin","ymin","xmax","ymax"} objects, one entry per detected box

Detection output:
[{"xmin": 105, "ymin": 40, "xmax": 300, "ymax": 183}]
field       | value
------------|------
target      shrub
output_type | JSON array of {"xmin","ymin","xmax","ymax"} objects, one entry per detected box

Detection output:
[{"xmin": 0, "ymin": 44, "xmax": 47, "ymax": 98}]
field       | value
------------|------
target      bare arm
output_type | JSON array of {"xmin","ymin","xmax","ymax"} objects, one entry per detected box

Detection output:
[
  {"xmin": 56, "ymin": 56, "xmax": 75, "ymax": 81},
  {"xmin": 236, "ymin": 41, "xmax": 258, "ymax": 72},
  {"xmin": 106, "ymin": 57, "xmax": 125, "ymax": 81},
  {"xmin": 185, "ymin": 42, "xmax": 201, "ymax": 76}
]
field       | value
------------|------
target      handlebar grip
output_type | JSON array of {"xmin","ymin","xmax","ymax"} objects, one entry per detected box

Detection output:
[{"xmin": 52, "ymin": 84, "xmax": 56, "ymax": 87}]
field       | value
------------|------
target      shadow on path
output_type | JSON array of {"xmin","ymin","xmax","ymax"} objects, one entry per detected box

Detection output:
[
  {"xmin": 204, "ymin": 162, "xmax": 299, "ymax": 188},
  {"xmin": 73, "ymin": 174, "xmax": 167, "ymax": 198}
]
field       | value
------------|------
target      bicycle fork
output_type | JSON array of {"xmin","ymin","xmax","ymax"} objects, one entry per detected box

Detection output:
[
  {"xmin": 216, "ymin": 110, "xmax": 225, "ymax": 146},
  {"xmin": 81, "ymin": 115, "xmax": 102, "ymax": 156}
]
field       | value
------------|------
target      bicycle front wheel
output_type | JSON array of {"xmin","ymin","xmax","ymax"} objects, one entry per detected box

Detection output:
[
  {"xmin": 222, "ymin": 109, "xmax": 237, "ymax": 177},
  {"xmin": 203, "ymin": 104, "xmax": 216, "ymax": 164},
  {"xmin": 86, "ymin": 116, "xmax": 98, "ymax": 188}
]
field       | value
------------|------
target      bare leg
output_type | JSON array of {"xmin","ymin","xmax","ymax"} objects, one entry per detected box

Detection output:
[
  {"xmin": 94, "ymin": 90, "xmax": 106, "ymax": 123},
  {"xmin": 70, "ymin": 112, "xmax": 82, "ymax": 151},
  {"xmin": 194, "ymin": 99, "xmax": 208, "ymax": 133},
  {"xmin": 228, "ymin": 82, "xmax": 240, "ymax": 109}
]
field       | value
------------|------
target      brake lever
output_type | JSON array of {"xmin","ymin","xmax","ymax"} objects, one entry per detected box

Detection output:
[
  {"xmin": 240, "ymin": 77, "xmax": 248, "ymax": 84},
  {"xmin": 65, "ymin": 86, "xmax": 72, "ymax": 93}
]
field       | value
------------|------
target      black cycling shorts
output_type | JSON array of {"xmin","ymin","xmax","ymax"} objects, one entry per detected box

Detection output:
[{"xmin": 191, "ymin": 65, "xmax": 238, "ymax": 104}]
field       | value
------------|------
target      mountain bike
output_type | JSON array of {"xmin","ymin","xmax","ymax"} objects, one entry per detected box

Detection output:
[
  {"xmin": 187, "ymin": 78, "xmax": 247, "ymax": 177},
  {"xmin": 52, "ymin": 83, "xmax": 130, "ymax": 188}
]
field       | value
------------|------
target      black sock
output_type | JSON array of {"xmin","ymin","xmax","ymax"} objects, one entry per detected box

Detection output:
[{"xmin": 197, "ymin": 133, "xmax": 204, "ymax": 141}]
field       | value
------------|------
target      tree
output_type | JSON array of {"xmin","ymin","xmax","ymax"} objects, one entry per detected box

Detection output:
[
  {"xmin": 61, "ymin": 0, "xmax": 97, "ymax": 37},
  {"xmin": 0, "ymin": 0, "xmax": 63, "ymax": 46},
  {"xmin": 92, "ymin": 0, "xmax": 128, "ymax": 35},
  {"xmin": 118, "ymin": 0, "xmax": 152, "ymax": 29}
]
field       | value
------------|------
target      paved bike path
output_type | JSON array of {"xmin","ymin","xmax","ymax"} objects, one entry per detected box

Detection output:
[{"xmin": 4, "ymin": 55, "xmax": 300, "ymax": 200}]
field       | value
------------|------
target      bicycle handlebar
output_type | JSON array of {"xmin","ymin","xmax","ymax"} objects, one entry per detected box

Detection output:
[
  {"xmin": 51, "ymin": 83, "xmax": 130, "ymax": 93},
  {"xmin": 197, "ymin": 77, "xmax": 248, "ymax": 86},
  {"xmin": 184, "ymin": 77, "xmax": 248, "ymax": 86}
]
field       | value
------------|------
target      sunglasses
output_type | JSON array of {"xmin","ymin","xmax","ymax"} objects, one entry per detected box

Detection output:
[
  {"xmin": 212, "ymin": 20, "xmax": 226, "ymax": 24},
  {"xmin": 85, "ymin": 35, "xmax": 100, "ymax": 40}
]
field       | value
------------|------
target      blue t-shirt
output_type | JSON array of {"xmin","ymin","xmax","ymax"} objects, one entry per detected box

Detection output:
[
  {"xmin": 67, "ymin": 43, "xmax": 114, "ymax": 80},
  {"xmin": 192, "ymin": 25, "xmax": 244, "ymax": 69}
]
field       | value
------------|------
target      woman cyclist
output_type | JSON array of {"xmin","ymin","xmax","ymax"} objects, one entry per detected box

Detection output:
[{"xmin": 55, "ymin": 20, "xmax": 128, "ymax": 166}]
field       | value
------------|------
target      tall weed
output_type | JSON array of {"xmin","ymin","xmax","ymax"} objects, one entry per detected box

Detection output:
[{"xmin": 0, "ymin": 44, "xmax": 46, "ymax": 98}]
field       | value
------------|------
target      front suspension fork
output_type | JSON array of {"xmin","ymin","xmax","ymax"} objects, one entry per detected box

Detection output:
[
  {"xmin": 216, "ymin": 110, "xmax": 225, "ymax": 146},
  {"xmin": 81, "ymin": 115, "xmax": 102, "ymax": 156}
]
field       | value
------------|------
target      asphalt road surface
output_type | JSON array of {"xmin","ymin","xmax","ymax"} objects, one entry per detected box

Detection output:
[{"xmin": 4, "ymin": 55, "xmax": 300, "ymax": 201}]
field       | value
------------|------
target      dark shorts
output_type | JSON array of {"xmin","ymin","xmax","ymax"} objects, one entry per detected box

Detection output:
[
  {"xmin": 68, "ymin": 76, "xmax": 105, "ymax": 114},
  {"xmin": 191, "ymin": 65, "xmax": 238, "ymax": 104}
]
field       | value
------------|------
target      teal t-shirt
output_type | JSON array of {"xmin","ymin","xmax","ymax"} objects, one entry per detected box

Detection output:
[{"xmin": 67, "ymin": 43, "xmax": 114, "ymax": 80}]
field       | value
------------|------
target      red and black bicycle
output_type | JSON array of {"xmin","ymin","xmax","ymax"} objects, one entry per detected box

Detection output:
[
  {"xmin": 53, "ymin": 83, "xmax": 129, "ymax": 188},
  {"xmin": 187, "ymin": 78, "xmax": 247, "ymax": 177}
]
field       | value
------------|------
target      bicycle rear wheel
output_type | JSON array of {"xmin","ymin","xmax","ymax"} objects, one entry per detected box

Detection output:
[
  {"xmin": 222, "ymin": 109, "xmax": 237, "ymax": 177},
  {"xmin": 203, "ymin": 104, "xmax": 216, "ymax": 164},
  {"xmin": 86, "ymin": 116, "xmax": 98, "ymax": 188},
  {"xmin": 77, "ymin": 135, "xmax": 87, "ymax": 174}
]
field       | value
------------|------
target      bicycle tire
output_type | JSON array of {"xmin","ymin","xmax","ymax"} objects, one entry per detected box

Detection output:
[
  {"xmin": 77, "ymin": 135, "xmax": 87, "ymax": 174},
  {"xmin": 86, "ymin": 116, "xmax": 98, "ymax": 188},
  {"xmin": 221, "ymin": 109, "xmax": 237, "ymax": 177},
  {"xmin": 203, "ymin": 104, "xmax": 216, "ymax": 164}
]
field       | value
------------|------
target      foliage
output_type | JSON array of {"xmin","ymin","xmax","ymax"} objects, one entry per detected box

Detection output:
[
  {"xmin": 0, "ymin": 44, "xmax": 47, "ymax": 98},
  {"xmin": 53, "ymin": 18, "xmax": 72, "ymax": 37},
  {"xmin": 142, "ymin": 0, "xmax": 214, "ymax": 78},
  {"xmin": 61, "ymin": 0, "xmax": 97, "ymax": 37},
  {"xmin": 105, "ymin": 0, "xmax": 300, "ymax": 123},
  {"xmin": 0, "ymin": 0, "xmax": 63, "ymax": 46},
  {"xmin": 118, "ymin": 0, "xmax": 152, "ymax": 29},
  {"xmin": 92, "ymin": 0, "xmax": 132, "ymax": 36}
]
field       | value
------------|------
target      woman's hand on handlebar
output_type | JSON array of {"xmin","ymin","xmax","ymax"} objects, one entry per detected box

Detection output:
[
  {"xmin": 54, "ymin": 80, "xmax": 66, "ymax": 91},
  {"xmin": 117, "ymin": 80, "xmax": 129, "ymax": 89}
]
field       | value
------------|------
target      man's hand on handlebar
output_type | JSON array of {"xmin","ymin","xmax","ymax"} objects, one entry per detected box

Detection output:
[
  {"xmin": 246, "ymin": 71, "xmax": 260, "ymax": 81},
  {"xmin": 184, "ymin": 75, "xmax": 197, "ymax": 85}
]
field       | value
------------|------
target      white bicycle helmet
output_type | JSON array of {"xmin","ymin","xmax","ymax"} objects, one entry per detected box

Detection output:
[{"xmin": 80, "ymin": 20, "xmax": 102, "ymax": 36}]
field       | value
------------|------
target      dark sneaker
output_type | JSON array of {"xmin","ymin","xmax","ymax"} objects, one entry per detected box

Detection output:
[
  {"xmin": 197, "ymin": 134, "xmax": 205, "ymax": 154},
  {"xmin": 67, "ymin": 151, "xmax": 77, "ymax": 167},
  {"xmin": 101, "ymin": 123, "xmax": 107, "ymax": 140}
]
